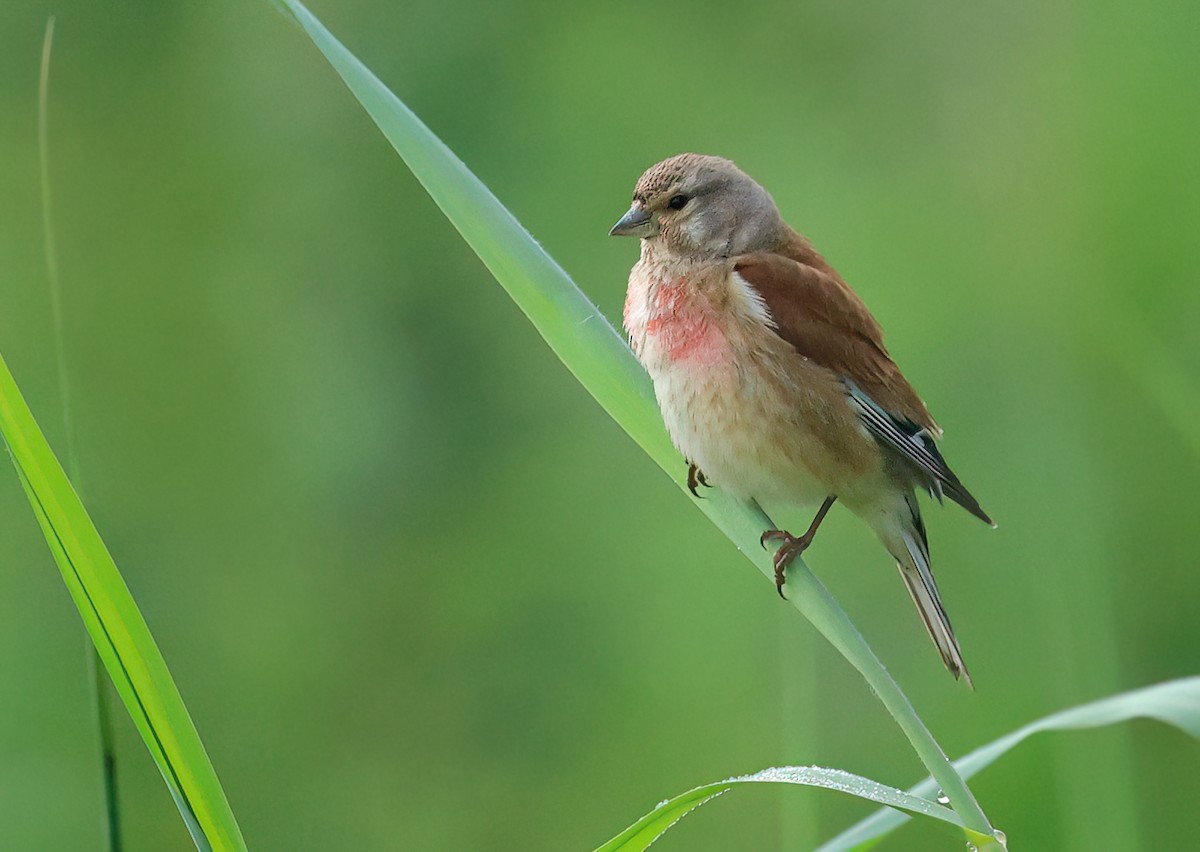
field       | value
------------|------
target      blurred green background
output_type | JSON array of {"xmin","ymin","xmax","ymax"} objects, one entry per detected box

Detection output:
[{"xmin": 2, "ymin": 1, "xmax": 1198, "ymax": 849}]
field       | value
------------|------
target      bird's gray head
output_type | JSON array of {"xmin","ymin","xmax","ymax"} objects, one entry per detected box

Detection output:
[{"xmin": 609, "ymin": 153, "xmax": 783, "ymax": 257}]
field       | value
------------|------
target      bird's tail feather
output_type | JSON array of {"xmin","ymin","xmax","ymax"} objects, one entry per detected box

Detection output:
[{"xmin": 890, "ymin": 494, "xmax": 972, "ymax": 687}]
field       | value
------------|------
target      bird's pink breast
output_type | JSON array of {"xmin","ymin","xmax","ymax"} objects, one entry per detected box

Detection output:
[{"xmin": 625, "ymin": 277, "xmax": 728, "ymax": 367}]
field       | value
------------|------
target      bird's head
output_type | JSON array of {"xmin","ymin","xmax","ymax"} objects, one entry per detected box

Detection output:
[{"xmin": 609, "ymin": 153, "xmax": 783, "ymax": 258}]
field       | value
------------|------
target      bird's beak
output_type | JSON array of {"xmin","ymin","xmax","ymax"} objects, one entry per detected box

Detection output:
[{"xmin": 609, "ymin": 204, "xmax": 658, "ymax": 238}]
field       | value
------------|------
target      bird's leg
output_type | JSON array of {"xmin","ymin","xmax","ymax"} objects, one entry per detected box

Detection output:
[
  {"xmin": 686, "ymin": 461, "xmax": 711, "ymax": 498},
  {"xmin": 760, "ymin": 495, "xmax": 837, "ymax": 599}
]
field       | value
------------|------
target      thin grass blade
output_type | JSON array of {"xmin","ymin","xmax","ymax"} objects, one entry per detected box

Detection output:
[
  {"xmin": 274, "ymin": 0, "xmax": 994, "ymax": 837},
  {"xmin": 818, "ymin": 676, "xmax": 1200, "ymax": 851},
  {"xmin": 0, "ymin": 353, "xmax": 246, "ymax": 852},
  {"xmin": 38, "ymin": 17, "xmax": 122, "ymax": 849}
]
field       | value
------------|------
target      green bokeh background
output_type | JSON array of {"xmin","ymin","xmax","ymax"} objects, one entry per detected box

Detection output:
[{"xmin": 2, "ymin": 2, "xmax": 1198, "ymax": 849}]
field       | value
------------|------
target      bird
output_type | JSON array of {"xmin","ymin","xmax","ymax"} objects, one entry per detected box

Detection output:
[{"xmin": 610, "ymin": 153, "xmax": 993, "ymax": 684}]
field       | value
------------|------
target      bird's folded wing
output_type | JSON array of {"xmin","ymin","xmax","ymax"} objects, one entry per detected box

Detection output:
[
  {"xmin": 733, "ymin": 250, "xmax": 993, "ymax": 525},
  {"xmin": 844, "ymin": 381, "xmax": 993, "ymax": 524},
  {"xmin": 731, "ymin": 250, "xmax": 936, "ymax": 431}
]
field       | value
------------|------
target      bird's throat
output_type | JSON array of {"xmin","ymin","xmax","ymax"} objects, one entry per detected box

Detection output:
[{"xmin": 625, "ymin": 272, "xmax": 728, "ymax": 368}]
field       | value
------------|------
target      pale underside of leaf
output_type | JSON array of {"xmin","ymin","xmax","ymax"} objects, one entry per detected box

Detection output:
[{"xmin": 593, "ymin": 765, "xmax": 963, "ymax": 852}]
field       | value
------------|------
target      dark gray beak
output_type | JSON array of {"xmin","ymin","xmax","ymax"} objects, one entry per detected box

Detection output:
[{"xmin": 609, "ymin": 204, "xmax": 658, "ymax": 238}]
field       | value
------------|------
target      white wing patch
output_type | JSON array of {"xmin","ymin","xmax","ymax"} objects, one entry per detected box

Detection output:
[{"xmin": 730, "ymin": 269, "xmax": 776, "ymax": 328}]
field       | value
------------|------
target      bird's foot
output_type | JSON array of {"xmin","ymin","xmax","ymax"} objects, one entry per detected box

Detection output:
[
  {"xmin": 686, "ymin": 462, "xmax": 711, "ymax": 498},
  {"xmin": 760, "ymin": 529, "xmax": 815, "ymax": 599}
]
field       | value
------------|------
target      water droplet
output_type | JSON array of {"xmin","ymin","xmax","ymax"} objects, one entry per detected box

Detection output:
[
  {"xmin": 965, "ymin": 844, "xmax": 977, "ymax": 852},
  {"xmin": 993, "ymin": 828, "xmax": 1008, "ymax": 847},
  {"xmin": 936, "ymin": 790, "xmax": 950, "ymax": 805}
]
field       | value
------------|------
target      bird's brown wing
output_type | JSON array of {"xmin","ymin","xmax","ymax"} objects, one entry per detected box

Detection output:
[
  {"xmin": 732, "ymin": 249, "xmax": 935, "ymax": 430},
  {"xmin": 733, "ymin": 248, "xmax": 993, "ymax": 525}
]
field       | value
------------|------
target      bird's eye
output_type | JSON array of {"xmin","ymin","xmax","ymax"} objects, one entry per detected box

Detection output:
[{"xmin": 667, "ymin": 194, "xmax": 689, "ymax": 210}]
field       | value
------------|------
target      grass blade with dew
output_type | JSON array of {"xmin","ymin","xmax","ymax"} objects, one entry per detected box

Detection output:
[
  {"xmin": 274, "ymin": 0, "xmax": 998, "ymax": 841},
  {"xmin": 817, "ymin": 676, "xmax": 1200, "ymax": 851},
  {"xmin": 0, "ymin": 353, "xmax": 247, "ymax": 851},
  {"xmin": 593, "ymin": 765, "xmax": 1001, "ymax": 852}
]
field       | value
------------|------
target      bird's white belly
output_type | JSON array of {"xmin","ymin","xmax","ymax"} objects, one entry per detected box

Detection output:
[{"xmin": 650, "ymin": 356, "xmax": 838, "ymax": 506}]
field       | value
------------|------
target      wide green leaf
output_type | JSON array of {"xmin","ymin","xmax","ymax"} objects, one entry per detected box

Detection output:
[
  {"xmin": 593, "ymin": 765, "xmax": 1001, "ymax": 852},
  {"xmin": 274, "ymin": 0, "xmax": 994, "ymax": 837},
  {"xmin": 0, "ymin": 352, "xmax": 246, "ymax": 851},
  {"xmin": 818, "ymin": 676, "xmax": 1200, "ymax": 851}
]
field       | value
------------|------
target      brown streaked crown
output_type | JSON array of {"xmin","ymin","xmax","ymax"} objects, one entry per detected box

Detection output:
[{"xmin": 632, "ymin": 153, "xmax": 738, "ymax": 204}]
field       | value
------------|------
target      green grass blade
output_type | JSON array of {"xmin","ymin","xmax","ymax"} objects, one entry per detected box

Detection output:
[
  {"xmin": 275, "ymin": 0, "xmax": 994, "ymax": 838},
  {"xmin": 593, "ymin": 766, "xmax": 975, "ymax": 852},
  {"xmin": 0, "ymin": 353, "xmax": 246, "ymax": 852},
  {"xmin": 817, "ymin": 676, "xmax": 1200, "ymax": 851}
]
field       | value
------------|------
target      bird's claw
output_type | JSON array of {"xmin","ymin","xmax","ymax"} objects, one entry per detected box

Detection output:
[
  {"xmin": 760, "ymin": 529, "xmax": 814, "ymax": 600},
  {"xmin": 686, "ymin": 462, "xmax": 711, "ymax": 498}
]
